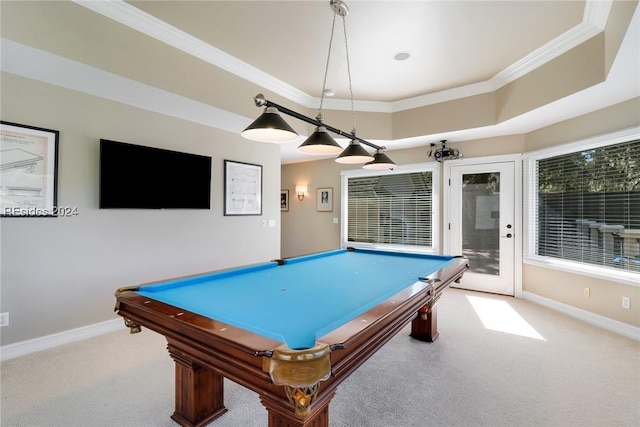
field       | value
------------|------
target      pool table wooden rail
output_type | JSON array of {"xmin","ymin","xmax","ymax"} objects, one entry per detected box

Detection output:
[{"xmin": 114, "ymin": 255, "xmax": 468, "ymax": 427}]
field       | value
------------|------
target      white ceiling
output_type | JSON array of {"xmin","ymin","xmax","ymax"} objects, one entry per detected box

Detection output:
[
  {"xmin": 128, "ymin": 0, "xmax": 586, "ymax": 102},
  {"xmin": 74, "ymin": 0, "xmax": 639, "ymax": 163}
]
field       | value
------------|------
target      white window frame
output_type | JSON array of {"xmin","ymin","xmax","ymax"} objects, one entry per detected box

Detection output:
[
  {"xmin": 523, "ymin": 126, "xmax": 640, "ymax": 287},
  {"xmin": 340, "ymin": 162, "xmax": 441, "ymax": 254}
]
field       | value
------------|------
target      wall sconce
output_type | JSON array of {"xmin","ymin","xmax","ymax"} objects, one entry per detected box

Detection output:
[{"xmin": 295, "ymin": 185, "xmax": 308, "ymax": 201}]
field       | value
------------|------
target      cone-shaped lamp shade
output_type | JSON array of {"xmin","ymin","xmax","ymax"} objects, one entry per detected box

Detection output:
[
  {"xmin": 363, "ymin": 151, "xmax": 396, "ymax": 170},
  {"xmin": 241, "ymin": 107, "xmax": 299, "ymax": 142},
  {"xmin": 297, "ymin": 126, "xmax": 343, "ymax": 154},
  {"xmin": 335, "ymin": 141, "xmax": 374, "ymax": 164}
]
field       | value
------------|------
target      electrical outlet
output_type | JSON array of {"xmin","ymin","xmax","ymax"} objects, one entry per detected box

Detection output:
[
  {"xmin": 583, "ymin": 287, "xmax": 590, "ymax": 298},
  {"xmin": 622, "ymin": 296, "xmax": 631, "ymax": 309},
  {"xmin": 0, "ymin": 312, "xmax": 9, "ymax": 327}
]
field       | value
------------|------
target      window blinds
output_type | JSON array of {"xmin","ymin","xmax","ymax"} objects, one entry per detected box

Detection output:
[
  {"xmin": 347, "ymin": 172, "xmax": 433, "ymax": 247},
  {"xmin": 535, "ymin": 139, "xmax": 640, "ymax": 272}
]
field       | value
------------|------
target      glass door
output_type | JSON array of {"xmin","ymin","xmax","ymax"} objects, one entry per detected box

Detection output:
[{"xmin": 446, "ymin": 161, "xmax": 516, "ymax": 295}]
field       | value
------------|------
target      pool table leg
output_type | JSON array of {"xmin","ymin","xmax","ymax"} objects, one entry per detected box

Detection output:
[
  {"xmin": 410, "ymin": 304, "xmax": 439, "ymax": 342},
  {"xmin": 260, "ymin": 389, "xmax": 335, "ymax": 427},
  {"xmin": 169, "ymin": 348, "xmax": 228, "ymax": 427}
]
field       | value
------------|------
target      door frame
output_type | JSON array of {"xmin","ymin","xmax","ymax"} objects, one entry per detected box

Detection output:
[{"xmin": 443, "ymin": 154, "xmax": 523, "ymax": 297}]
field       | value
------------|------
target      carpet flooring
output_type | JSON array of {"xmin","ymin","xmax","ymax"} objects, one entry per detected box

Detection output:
[{"xmin": 1, "ymin": 288, "xmax": 638, "ymax": 426}]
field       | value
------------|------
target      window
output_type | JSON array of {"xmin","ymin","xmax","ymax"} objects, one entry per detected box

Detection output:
[
  {"xmin": 341, "ymin": 164, "xmax": 440, "ymax": 252},
  {"xmin": 524, "ymin": 128, "xmax": 640, "ymax": 284}
]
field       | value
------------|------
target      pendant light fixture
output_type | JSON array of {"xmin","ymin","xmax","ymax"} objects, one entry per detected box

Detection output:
[
  {"xmin": 241, "ymin": 1, "xmax": 395, "ymax": 169},
  {"xmin": 240, "ymin": 104, "xmax": 299, "ymax": 142},
  {"xmin": 298, "ymin": 1, "xmax": 343, "ymax": 155},
  {"xmin": 363, "ymin": 149, "xmax": 396, "ymax": 170},
  {"xmin": 297, "ymin": 114, "xmax": 342, "ymax": 155},
  {"xmin": 330, "ymin": 2, "xmax": 374, "ymax": 164},
  {"xmin": 336, "ymin": 139, "xmax": 374, "ymax": 164}
]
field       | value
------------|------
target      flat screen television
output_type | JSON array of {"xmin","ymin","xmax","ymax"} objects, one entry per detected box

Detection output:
[{"xmin": 99, "ymin": 139, "xmax": 212, "ymax": 209}]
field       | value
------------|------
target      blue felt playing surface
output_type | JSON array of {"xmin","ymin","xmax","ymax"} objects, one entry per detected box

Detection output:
[{"xmin": 137, "ymin": 249, "xmax": 455, "ymax": 349}]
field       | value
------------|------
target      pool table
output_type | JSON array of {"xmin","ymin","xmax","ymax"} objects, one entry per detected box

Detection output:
[{"xmin": 114, "ymin": 247, "xmax": 468, "ymax": 427}]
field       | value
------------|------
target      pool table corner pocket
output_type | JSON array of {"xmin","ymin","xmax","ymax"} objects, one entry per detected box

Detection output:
[{"xmin": 264, "ymin": 342, "xmax": 332, "ymax": 419}]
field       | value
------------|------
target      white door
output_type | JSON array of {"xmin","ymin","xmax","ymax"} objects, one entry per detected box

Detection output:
[{"xmin": 445, "ymin": 158, "xmax": 519, "ymax": 296}]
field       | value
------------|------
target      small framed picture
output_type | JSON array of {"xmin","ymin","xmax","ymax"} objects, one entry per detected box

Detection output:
[
  {"xmin": 281, "ymin": 190, "xmax": 289, "ymax": 212},
  {"xmin": 224, "ymin": 160, "xmax": 262, "ymax": 216},
  {"xmin": 0, "ymin": 121, "xmax": 59, "ymax": 217},
  {"xmin": 317, "ymin": 187, "xmax": 333, "ymax": 212}
]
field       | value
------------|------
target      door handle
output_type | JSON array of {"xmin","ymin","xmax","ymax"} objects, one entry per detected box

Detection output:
[{"xmin": 501, "ymin": 233, "xmax": 513, "ymax": 238}]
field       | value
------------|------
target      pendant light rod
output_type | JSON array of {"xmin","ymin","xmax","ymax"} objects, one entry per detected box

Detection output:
[{"xmin": 252, "ymin": 94, "xmax": 385, "ymax": 152}]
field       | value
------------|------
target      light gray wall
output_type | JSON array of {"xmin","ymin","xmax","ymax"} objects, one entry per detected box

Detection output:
[
  {"xmin": 0, "ymin": 73, "xmax": 281, "ymax": 345},
  {"xmin": 280, "ymin": 161, "xmax": 344, "ymax": 258},
  {"xmin": 281, "ymin": 134, "xmax": 526, "ymax": 259}
]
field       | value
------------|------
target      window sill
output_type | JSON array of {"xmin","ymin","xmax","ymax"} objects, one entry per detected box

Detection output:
[{"xmin": 523, "ymin": 256, "xmax": 640, "ymax": 287}]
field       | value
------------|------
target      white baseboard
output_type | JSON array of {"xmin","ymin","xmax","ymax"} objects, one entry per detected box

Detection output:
[
  {"xmin": 522, "ymin": 291, "xmax": 640, "ymax": 341},
  {"xmin": 0, "ymin": 318, "xmax": 123, "ymax": 362}
]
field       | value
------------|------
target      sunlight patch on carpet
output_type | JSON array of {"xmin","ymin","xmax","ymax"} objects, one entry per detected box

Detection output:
[{"xmin": 466, "ymin": 295, "xmax": 546, "ymax": 341}]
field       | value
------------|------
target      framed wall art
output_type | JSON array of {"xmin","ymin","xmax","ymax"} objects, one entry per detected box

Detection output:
[
  {"xmin": 281, "ymin": 190, "xmax": 289, "ymax": 211},
  {"xmin": 224, "ymin": 160, "xmax": 262, "ymax": 216},
  {"xmin": 0, "ymin": 121, "xmax": 59, "ymax": 217},
  {"xmin": 317, "ymin": 187, "xmax": 333, "ymax": 212}
]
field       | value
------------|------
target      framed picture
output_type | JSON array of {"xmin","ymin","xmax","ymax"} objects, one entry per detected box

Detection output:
[
  {"xmin": 281, "ymin": 189, "xmax": 289, "ymax": 212},
  {"xmin": 317, "ymin": 187, "xmax": 333, "ymax": 212},
  {"xmin": 0, "ymin": 121, "xmax": 59, "ymax": 217},
  {"xmin": 224, "ymin": 160, "xmax": 262, "ymax": 216}
]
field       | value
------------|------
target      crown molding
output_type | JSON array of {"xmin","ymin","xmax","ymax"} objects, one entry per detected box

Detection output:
[
  {"xmin": 491, "ymin": 0, "xmax": 614, "ymax": 88},
  {"xmin": 72, "ymin": 0, "xmax": 313, "ymax": 106},
  {"xmin": 491, "ymin": 21, "xmax": 603, "ymax": 90},
  {"xmin": 0, "ymin": 38, "xmax": 252, "ymax": 134},
  {"xmin": 67, "ymin": 0, "xmax": 612, "ymax": 114},
  {"xmin": 584, "ymin": 0, "xmax": 613, "ymax": 29},
  {"xmin": 391, "ymin": 81, "xmax": 496, "ymax": 113}
]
